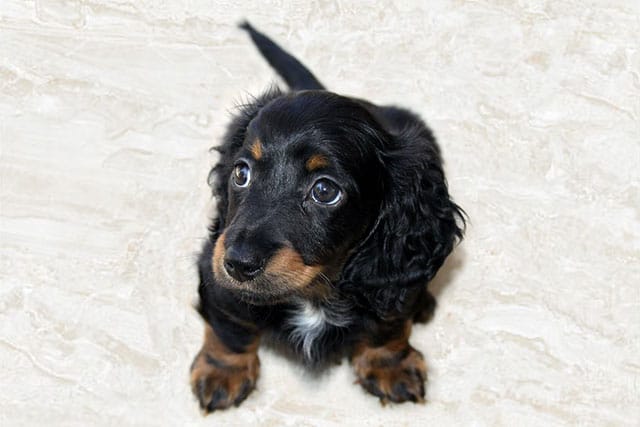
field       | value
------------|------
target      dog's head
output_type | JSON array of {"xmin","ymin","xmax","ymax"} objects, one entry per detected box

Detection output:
[{"xmin": 209, "ymin": 89, "xmax": 463, "ymax": 304}]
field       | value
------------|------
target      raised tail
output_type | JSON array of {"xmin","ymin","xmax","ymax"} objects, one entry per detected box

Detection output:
[{"xmin": 239, "ymin": 21, "xmax": 325, "ymax": 91}]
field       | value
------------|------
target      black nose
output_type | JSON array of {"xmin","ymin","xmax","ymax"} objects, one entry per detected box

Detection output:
[{"xmin": 223, "ymin": 247, "xmax": 264, "ymax": 282}]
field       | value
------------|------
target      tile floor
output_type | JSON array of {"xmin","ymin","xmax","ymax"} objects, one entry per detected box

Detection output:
[{"xmin": 1, "ymin": 1, "xmax": 638, "ymax": 426}]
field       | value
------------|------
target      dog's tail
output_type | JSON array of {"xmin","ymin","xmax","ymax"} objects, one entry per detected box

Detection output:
[{"xmin": 239, "ymin": 21, "xmax": 325, "ymax": 91}]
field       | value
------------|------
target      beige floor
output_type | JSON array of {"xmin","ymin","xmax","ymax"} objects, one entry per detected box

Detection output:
[{"xmin": 1, "ymin": 1, "xmax": 639, "ymax": 426}]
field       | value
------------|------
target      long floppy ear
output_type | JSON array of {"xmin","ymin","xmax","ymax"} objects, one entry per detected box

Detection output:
[
  {"xmin": 341, "ymin": 119, "xmax": 465, "ymax": 296},
  {"xmin": 206, "ymin": 87, "xmax": 283, "ymax": 236}
]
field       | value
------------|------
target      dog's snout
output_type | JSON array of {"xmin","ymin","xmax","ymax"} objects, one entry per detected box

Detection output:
[{"xmin": 223, "ymin": 246, "xmax": 264, "ymax": 282}]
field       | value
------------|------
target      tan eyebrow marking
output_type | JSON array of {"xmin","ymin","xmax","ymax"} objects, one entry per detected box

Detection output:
[
  {"xmin": 250, "ymin": 139, "xmax": 262, "ymax": 160},
  {"xmin": 306, "ymin": 154, "xmax": 329, "ymax": 171}
]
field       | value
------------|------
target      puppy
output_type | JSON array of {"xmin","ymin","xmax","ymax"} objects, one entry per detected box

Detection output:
[{"xmin": 190, "ymin": 22, "xmax": 465, "ymax": 412}]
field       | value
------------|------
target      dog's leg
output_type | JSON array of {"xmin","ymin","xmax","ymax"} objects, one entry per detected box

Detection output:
[
  {"xmin": 190, "ymin": 318, "xmax": 260, "ymax": 413},
  {"xmin": 413, "ymin": 290, "xmax": 437, "ymax": 324},
  {"xmin": 351, "ymin": 320, "xmax": 427, "ymax": 404}
]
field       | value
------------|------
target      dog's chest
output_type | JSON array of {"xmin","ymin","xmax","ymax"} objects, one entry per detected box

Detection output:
[{"xmin": 287, "ymin": 301, "xmax": 350, "ymax": 361}]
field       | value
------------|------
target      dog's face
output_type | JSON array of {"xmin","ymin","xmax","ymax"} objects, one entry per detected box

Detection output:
[{"xmin": 212, "ymin": 92, "xmax": 386, "ymax": 303}]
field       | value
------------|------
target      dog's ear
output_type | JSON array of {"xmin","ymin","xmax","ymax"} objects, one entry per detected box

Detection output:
[{"xmin": 342, "ymin": 122, "xmax": 465, "ymax": 295}]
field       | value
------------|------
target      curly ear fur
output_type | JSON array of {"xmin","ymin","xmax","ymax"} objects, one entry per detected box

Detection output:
[{"xmin": 341, "ymin": 111, "xmax": 465, "ymax": 297}]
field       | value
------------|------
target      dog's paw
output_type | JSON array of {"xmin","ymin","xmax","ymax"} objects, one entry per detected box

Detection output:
[
  {"xmin": 353, "ymin": 346, "xmax": 426, "ymax": 404},
  {"xmin": 190, "ymin": 350, "xmax": 260, "ymax": 413}
]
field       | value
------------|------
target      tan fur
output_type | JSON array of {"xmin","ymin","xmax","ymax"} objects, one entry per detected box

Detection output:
[
  {"xmin": 250, "ymin": 139, "xmax": 263, "ymax": 160},
  {"xmin": 212, "ymin": 233, "xmax": 225, "ymax": 278},
  {"xmin": 305, "ymin": 154, "xmax": 329, "ymax": 171},
  {"xmin": 265, "ymin": 247, "xmax": 323, "ymax": 288},
  {"xmin": 190, "ymin": 323, "xmax": 260, "ymax": 413},
  {"xmin": 351, "ymin": 321, "xmax": 426, "ymax": 404}
]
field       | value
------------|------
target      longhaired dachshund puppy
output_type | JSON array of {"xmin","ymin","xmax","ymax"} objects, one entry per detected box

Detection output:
[{"xmin": 190, "ymin": 22, "xmax": 465, "ymax": 412}]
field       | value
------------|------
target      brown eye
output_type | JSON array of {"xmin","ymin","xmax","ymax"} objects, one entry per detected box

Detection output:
[
  {"xmin": 233, "ymin": 162, "xmax": 251, "ymax": 187},
  {"xmin": 310, "ymin": 179, "xmax": 342, "ymax": 205}
]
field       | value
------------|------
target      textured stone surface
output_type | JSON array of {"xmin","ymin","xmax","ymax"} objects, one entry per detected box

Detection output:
[{"xmin": 1, "ymin": 1, "xmax": 639, "ymax": 425}]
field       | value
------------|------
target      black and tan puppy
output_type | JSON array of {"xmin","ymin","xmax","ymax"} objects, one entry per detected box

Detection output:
[{"xmin": 190, "ymin": 22, "xmax": 465, "ymax": 412}]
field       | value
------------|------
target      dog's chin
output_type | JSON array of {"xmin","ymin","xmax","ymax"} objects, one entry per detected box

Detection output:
[
  {"xmin": 214, "ymin": 273, "xmax": 302, "ymax": 306},
  {"xmin": 235, "ymin": 289, "xmax": 294, "ymax": 305}
]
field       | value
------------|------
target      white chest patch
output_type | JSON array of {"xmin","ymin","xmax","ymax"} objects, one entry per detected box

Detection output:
[
  {"xmin": 288, "ymin": 299, "xmax": 353, "ymax": 361},
  {"xmin": 289, "ymin": 302, "xmax": 328, "ymax": 360}
]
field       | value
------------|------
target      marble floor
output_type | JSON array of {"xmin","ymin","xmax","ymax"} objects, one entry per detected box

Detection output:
[{"xmin": 1, "ymin": 1, "xmax": 638, "ymax": 426}]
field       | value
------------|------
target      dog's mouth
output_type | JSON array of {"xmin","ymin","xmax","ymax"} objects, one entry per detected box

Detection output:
[
  {"xmin": 212, "ymin": 233, "xmax": 328, "ymax": 304},
  {"xmin": 213, "ymin": 267, "xmax": 329, "ymax": 306},
  {"xmin": 228, "ymin": 285, "xmax": 298, "ymax": 305}
]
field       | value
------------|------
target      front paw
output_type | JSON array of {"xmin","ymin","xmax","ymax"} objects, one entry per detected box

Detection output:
[
  {"xmin": 353, "ymin": 346, "xmax": 427, "ymax": 404},
  {"xmin": 190, "ymin": 350, "xmax": 260, "ymax": 413}
]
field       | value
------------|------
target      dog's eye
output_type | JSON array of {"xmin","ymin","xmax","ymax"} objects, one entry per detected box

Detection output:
[
  {"xmin": 233, "ymin": 162, "xmax": 251, "ymax": 187},
  {"xmin": 310, "ymin": 179, "xmax": 342, "ymax": 205}
]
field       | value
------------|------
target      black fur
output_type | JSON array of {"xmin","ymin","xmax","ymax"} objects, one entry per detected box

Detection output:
[
  {"xmin": 239, "ymin": 21, "xmax": 325, "ymax": 91},
  {"xmin": 194, "ymin": 21, "xmax": 465, "ymax": 392}
]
